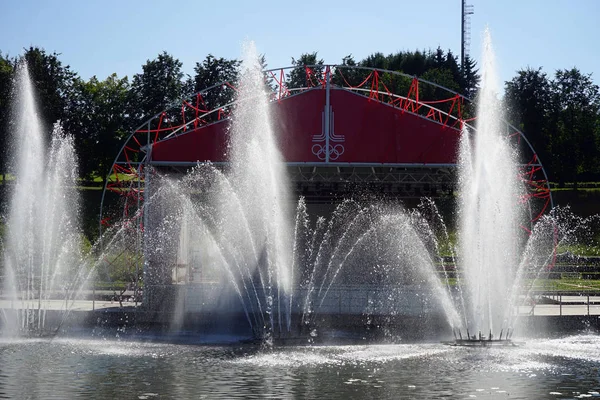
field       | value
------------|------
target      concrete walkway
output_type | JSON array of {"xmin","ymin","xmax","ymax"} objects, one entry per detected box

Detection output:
[{"xmin": 0, "ymin": 299, "xmax": 137, "ymax": 312}]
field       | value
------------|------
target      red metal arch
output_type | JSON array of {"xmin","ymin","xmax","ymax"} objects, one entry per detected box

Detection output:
[{"xmin": 99, "ymin": 65, "xmax": 552, "ymax": 234}]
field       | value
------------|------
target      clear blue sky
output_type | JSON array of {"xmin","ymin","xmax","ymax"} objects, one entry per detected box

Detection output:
[{"xmin": 1, "ymin": 0, "xmax": 599, "ymax": 89}]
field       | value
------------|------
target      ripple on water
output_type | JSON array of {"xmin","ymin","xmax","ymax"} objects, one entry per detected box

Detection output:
[
  {"xmin": 231, "ymin": 343, "xmax": 449, "ymax": 367},
  {"xmin": 524, "ymin": 335, "xmax": 600, "ymax": 362}
]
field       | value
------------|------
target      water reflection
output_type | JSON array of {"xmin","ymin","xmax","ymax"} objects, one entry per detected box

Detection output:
[{"xmin": 0, "ymin": 335, "xmax": 597, "ymax": 399}]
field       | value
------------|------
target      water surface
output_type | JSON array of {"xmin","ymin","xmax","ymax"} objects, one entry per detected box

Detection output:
[{"xmin": 0, "ymin": 334, "xmax": 598, "ymax": 399}]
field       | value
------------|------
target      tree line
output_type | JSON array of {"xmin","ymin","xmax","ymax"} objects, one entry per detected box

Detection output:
[{"xmin": 0, "ymin": 46, "xmax": 599, "ymax": 186}]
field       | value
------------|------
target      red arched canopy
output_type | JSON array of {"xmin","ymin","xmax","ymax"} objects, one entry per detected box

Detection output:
[{"xmin": 151, "ymin": 88, "xmax": 460, "ymax": 165}]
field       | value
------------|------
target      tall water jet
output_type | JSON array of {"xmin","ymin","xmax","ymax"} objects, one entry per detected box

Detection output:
[
  {"xmin": 2, "ymin": 62, "xmax": 82, "ymax": 335},
  {"xmin": 457, "ymin": 29, "xmax": 522, "ymax": 335},
  {"xmin": 227, "ymin": 41, "xmax": 294, "ymax": 337},
  {"xmin": 153, "ymin": 42, "xmax": 296, "ymax": 339}
]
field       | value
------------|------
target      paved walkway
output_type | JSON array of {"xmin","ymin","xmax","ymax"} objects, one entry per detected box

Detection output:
[
  {"xmin": 517, "ymin": 304, "xmax": 600, "ymax": 316},
  {"xmin": 0, "ymin": 296, "xmax": 598, "ymax": 316},
  {"xmin": 0, "ymin": 299, "xmax": 137, "ymax": 312}
]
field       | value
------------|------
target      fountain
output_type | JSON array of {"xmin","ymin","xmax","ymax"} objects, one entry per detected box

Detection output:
[
  {"xmin": 452, "ymin": 30, "xmax": 525, "ymax": 341},
  {"xmin": 1, "ymin": 33, "xmax": 595, "ymax": 346},
  {"xmin": 131, "ymin": 32, "xmax": 594, "ymax": 344},
  {"xmin": 1, "ymin": 62, "xmax": 87, "ymax": 336},
  {"xmin": 0, "ymin": 30, "xmax": 599, "ymax": 400},
  {"xmin": 140, "ymin": 42, "xmax": 295, "ymax": 342}
]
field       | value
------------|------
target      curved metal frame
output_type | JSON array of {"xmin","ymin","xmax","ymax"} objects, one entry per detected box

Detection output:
[{"xmin": 99, "ymin": 64, "xmax": 553, "ymax": 239}]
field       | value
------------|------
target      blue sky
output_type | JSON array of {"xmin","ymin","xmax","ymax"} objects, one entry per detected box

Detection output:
[{"xmin": 1, "ymin": 0, "xmax": 598, "ymax": 89}]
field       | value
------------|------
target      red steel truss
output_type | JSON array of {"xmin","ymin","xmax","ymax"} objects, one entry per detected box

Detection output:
[{"xmin": 100, "ymin": 65, "xmax": 553, "ymax": 236}]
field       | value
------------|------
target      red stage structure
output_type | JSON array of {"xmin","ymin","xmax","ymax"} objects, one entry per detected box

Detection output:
[
  {"xmin": 101, "ymin": 65, "xmax": 551, "ymax": 223},
  {"xmin": 98, "ymin": 65, "xmax": 553, "ymax": 281}
]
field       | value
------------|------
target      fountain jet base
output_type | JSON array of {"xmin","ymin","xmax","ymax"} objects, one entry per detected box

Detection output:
[
  {"xmin": 441, "ymin": 338, "xmax": 524, "ymax": 347},
  {"xmin": 442, "ymin": 328, "xmax": 524, "ymax": 346}
]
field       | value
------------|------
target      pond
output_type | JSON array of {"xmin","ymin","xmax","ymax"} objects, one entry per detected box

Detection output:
[{"xmin": 0, "ymin": 334, "xmax": 598, "ymax": 399}]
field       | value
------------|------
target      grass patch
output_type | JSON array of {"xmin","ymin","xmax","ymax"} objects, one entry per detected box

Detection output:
[
  {"xmin": 528, "ymin": 278, "xmax": 600, "ymax": 292},
  {"xmin": 557, "ymin": 245, "xmax": 600, "ymax": 257},
  {"xmin": 92, "ymin": 281, "xmax": 131, "ymax": 291},
  {"xmin": 0, "ymin": 174, "xmax": 15, "ymax": 184},
  {"xmin": 440, "ymin": 277, "xmax": 600, "ymax": 293},
  {"xmin": 551, "ymin": 187, "xmax": 600, "ymax": 192}
]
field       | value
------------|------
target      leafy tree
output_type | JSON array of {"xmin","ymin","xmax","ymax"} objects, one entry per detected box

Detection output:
[
  {"xmin": 504, "ymin": 67, "xmax": 552, "ymax": 170},
  {"xmin": 386, "ymin": 51, "xmax": 406, "ymax": 72},
  {"xmin": 421, "ymin": 68, "xmax": 461, "ymax": 103},
  {"xmin": 21, "ymin": 47, "xmax": 76, "ymax": 138},
  {"xmin": 63, "ymin": 74, "xmax": 131, "ymax": 181},
  {"xmin": 286, "ymin": 52, "xmax": 324, "ymax": 89},
  {"xmin": 193, "ymin": 54, "xmax": 239, "ymax": 93},
  {"xmin": 192, "ymin": 54, "xmax": 240, "ymax": 119},
  {"xmin": 331, "ymin": 54, "xmax": 369, "ymax": 86},
  {"xmin": 332, "ymin": 54, "xmax": 369, "ymax": 88},
  {"xmin": 547, "ymin": 68, "xmax": 600, "ymax": 186},
  {"xmin": 130, "ymin": 51, "xmax": 185, "ymax": 124},
  {"xmin": 0, "ymin": 48, "xmax": 75, "ymax": 179}
]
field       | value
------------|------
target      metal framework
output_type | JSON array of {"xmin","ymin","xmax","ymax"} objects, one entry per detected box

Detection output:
[{"xmin": 98, "ymin": 65, "xmax": 554, "ymax": 287}]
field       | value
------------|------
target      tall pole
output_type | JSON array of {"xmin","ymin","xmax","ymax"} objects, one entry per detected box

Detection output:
[
  {"xmin": 461, "ymin": 0, "xmax": 465, "ymax": 67},
  {"xmin": 461, "ymin": 0, "xmax": 474, "ymax": 67},
  {"xmin": 324, "ymin": 66, "xmax": 331, "ymax": 163}
]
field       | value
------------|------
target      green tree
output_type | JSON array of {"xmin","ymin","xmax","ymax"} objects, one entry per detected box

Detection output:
[
  {"xmin": 547, "ymin": 68, "xmax": 600, "ymax": 186},
  {"xmin": 421, "ymin": 67, "xmax": 461, "ymax": 104},
  {"xmin": 333, "ymin": 54, "xmax": 369, "ymax": 88},
  {"xmin": 258, "ymin": 54, "xmax": 275, "ymax": 94},
  {"xmin": 443, "ymin": 50, "xmax": 462, "ymax": 89},
  {"xmin": 130, "ymin": 51, "xmax": 185, "ymax": 124},
  {"xmin": 433, "ymin": 47, "xmax": 445, "ymax": 69},
  {"xmin": 460, "ymin": 55, "xmax": 480, "ymax": 99},
  {"xmin": 21, "ymin": 47, "xmax": 76, "ymax": 137},
  {"xmin": 360, "ymin": 52, "xmax": 388, "ymax": 70},
  {"xmin": 63, "ymin": 74, "xmax": 131, "ymax": 181},
  {"xmin": 504, "ymin": 67, "xmax": 552, "ymax": 172},
  {"xmin": 286, "ymin": 52, "xmax": 324, "ymax": 89},
  {"xmin": 398, "ymin": 50, "xmax": 430, "ymax": 76},
  {"xmin": 0, "ymin": 52, "xmax": 14, "ymax": 180},
  {"xmin": 192, "ymin": 54, "xmax": 240, "ymax": 120}
]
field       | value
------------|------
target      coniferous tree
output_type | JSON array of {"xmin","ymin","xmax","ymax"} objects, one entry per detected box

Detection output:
[
  {"xmin": 360, "ymin": 52, "xmax": 388, "ymax": 70},
  {"xmin": 444, "ymin": 50, "xmax": 461, "ymax": 89},
  {"xmin": 433, "ymin": 47, "xmax": 445, "ymax": 69},
  {"xmin": 460, "ymin": 55, "xmax": 480, "ymax": 98}
]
